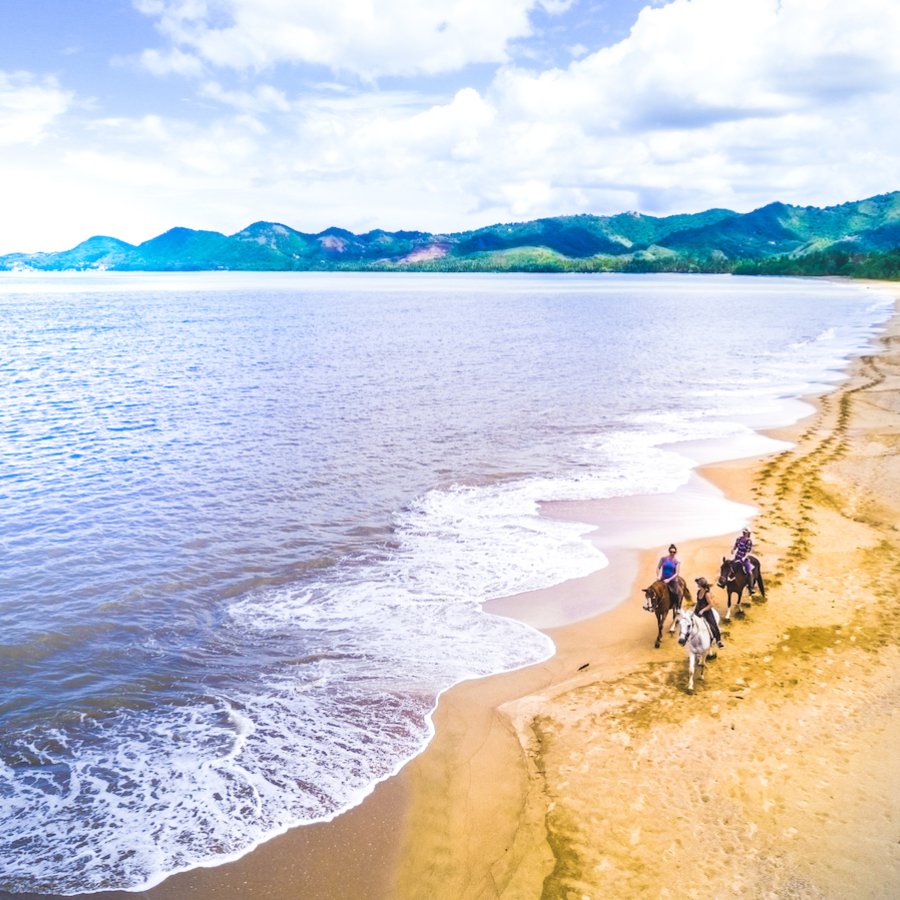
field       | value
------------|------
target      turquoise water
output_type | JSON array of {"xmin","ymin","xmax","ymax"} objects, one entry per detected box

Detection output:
[{"xmin": 0, "ymin": 272, "xmax": 892, "ymax": 894}]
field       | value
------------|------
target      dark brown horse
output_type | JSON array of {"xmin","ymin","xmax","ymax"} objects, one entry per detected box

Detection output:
[
  {"xmin": 642, "ymin": 577, "xmax": 691, "ymax": 648},
  {"xmin": 717, "ymin": 556, "xmax": 765, "ymax": 621}
]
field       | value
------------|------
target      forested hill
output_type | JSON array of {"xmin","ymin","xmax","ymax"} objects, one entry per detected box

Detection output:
[{"xmin": 2, "ymin": 191, "xmax": 899, "ymax": 278}]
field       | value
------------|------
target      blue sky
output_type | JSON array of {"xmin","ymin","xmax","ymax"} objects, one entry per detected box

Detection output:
[{"xmin": 1, "ymin": 0, "xmax": 898, "ymax": 253}]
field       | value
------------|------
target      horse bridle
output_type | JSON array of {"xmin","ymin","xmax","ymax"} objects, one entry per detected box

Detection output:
[{"xmin": 719, "ymin": 560, "xmax": 740, "ymax": 586}]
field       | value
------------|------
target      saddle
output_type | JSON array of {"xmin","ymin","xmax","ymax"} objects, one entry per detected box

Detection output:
[{"xmin": 732, "ymin": 556, "xmax": 756, "ymax": 588}]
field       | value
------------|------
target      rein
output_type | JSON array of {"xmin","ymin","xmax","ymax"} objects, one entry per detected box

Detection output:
[{"xmin": 682, "ymin": 614, "xmax": 711, "ymax": 646}]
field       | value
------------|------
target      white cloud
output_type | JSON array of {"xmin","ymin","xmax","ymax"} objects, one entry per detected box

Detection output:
[
  {"xmin": 119, "ymin": 0, "xmax": 900, "ymax": 230},
  {"xmin": 494, "ymin": 0, "xmax": 900, "ymax": 133},
  {"xmin": 471, "ymin": 0, "xmax": 900, "ymax": 214},
  {"xmin": 198, "ymin": 81, "xmax": 291, "ymax": 113},
  {"xmin": 139, "ymin": 46, "xmax": 206, "ymax": 77},
  {"xmin": 0, "ymin": 72, "xmax": 73, "ymax": 145},
  {"xmin": 135, "ymin": 0, "xmax": 553, "ymax": 78}
]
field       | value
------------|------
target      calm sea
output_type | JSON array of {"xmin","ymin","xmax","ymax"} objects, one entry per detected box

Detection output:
[{"xmin": 0, "ymin": 272, "xmax": 892, "ymax": 894}]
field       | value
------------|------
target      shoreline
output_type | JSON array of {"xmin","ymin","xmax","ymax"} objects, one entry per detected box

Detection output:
[
  {"xmin": 27, "ymin": 281, "xmax": 899, "ymax": 900},
  {"xmin": 392, "ymin": 285, "xmax": 900, "ymax": 898}
]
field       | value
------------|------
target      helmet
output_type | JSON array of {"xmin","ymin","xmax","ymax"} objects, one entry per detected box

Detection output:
[{"xmin": 742, "ymin": 527, "xmax": 751, "ymax": 535}]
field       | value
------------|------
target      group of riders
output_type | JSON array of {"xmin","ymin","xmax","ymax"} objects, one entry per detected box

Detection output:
[{"xmin": 643, "ymin": 526, "xmax": 759, "ymax": 649}]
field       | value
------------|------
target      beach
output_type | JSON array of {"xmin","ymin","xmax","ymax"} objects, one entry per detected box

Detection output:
[
  {"xmin": 390, "ymin": 286, "xmax": 900, "ymax": 899},
  {"xmin": 91, "ymin": 281, "xmax": 900, "ymax": 900}
]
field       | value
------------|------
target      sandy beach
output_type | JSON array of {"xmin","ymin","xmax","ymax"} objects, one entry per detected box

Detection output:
[
  {"xmin": 390, "ymin": 284, "xmax": 900, "ymax": 899},
  {"xmin": 79, "ymin": 282, "xmax": 899, "ymax": 900}
]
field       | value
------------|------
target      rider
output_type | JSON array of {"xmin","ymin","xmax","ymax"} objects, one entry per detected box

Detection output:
[
  {"xmin": 731, "ymin": 527, "xmax": 755, "ymax": 594},
  {"xmin": 657, "ymin": 544, "xmax": 681, "ymax": 603},
  {"xmin": 643, "ymin": 544, "xmax": 681, "ymax": 612},
  {"xmin": 694, "ymin": 576, "xmax": 724, "ymax": 648}
]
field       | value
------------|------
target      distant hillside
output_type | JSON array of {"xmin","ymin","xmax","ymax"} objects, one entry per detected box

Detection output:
[{"xmin": 2, "ymin": 191, "xmax": 899, "ymax": 277}]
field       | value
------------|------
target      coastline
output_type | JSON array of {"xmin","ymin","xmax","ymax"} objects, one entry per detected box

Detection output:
[
  {"xmin": 33, "ymin": 281, "xmax": 899, "ymax": 900},
  {"xmin": 391, "ymin": 284, "xmax": 900, "ymax": 898}
]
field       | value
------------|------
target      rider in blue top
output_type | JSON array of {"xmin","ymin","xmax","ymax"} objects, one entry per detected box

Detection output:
[
  {"xmin": 644, "ymin": 544, "xmax": 681, "ymax": 611},
  {"xmin": 657, "ymin": 544, "xmax": 681, "ymax": 598},
  {"xmin": 732, "ymin": 527, "xmax": 755, "ymax": 593}
]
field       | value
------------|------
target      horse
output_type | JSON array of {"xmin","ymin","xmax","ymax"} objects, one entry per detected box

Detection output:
[
  {"xmin": 676, "ymin": 607, "xmax": 719, "ymax": 692},
  {"xmin": 716, "ymin": 556, "xmax": 765, "ymax": 621},
  {"xmin": 641, "ymin": 577, "xmax": 691, "ymax": 648}
]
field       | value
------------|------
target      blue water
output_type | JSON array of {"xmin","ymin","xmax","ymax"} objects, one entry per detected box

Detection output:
[{"xmin": 0, "ymin": 272, "xmax": 892, "ymax": 894}]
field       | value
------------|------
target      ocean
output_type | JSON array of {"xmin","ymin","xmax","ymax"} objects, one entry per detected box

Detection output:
[{"xmin": 0, "ymin": 272, "xmax": 892, "ymax": 894}]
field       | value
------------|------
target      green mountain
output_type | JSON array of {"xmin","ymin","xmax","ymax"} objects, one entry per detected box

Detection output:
[
  {"xmin": 0, "ymin": 235, "xmax": 136, "ymax": 271},
  {"xmin": 2, "ymin": 191, "xmax": 898, "ymax": 275},
  {"xmin": 660, "ymin": 194, "xmax": 900, "ymax": 259}
]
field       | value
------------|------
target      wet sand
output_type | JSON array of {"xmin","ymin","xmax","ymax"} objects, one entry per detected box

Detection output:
[{"xmin": 61, "ymin": 283, "xmax": 900, "ymax": 900}]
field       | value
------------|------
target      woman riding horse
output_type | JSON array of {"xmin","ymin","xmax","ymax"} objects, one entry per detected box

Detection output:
[
  {"xmin": 657, "ymin": 544, "xmax": 683, "ymax": 603},
  {"xmin": 693, "ymin": 576, "xmax": 723, "ymax": 648},
  {"xmin": 717, "ymin": 553, "xmax": 765, "ymax": 621},
  {"xmin": 731, "ymin": 528, "xmax": 756, "ymax": 594}
]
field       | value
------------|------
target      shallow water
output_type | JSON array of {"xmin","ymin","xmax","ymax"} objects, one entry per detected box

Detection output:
[{"xmin": 0, "ymin": 272, "xmax": 891, "ymax": 893}]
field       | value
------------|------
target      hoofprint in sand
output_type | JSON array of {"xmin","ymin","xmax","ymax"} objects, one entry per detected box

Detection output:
[{"xmin": 393, "ymin": 296, "xmax": 900, "ymax": 899}]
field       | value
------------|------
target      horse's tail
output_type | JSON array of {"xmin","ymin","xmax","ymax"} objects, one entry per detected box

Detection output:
[
  {"xmin": 682, "ymin": 580, "xmax": 692, "ymax": 602},
  {"xmin": 756, "ymin": 568, "xmax": 765, "ymax": 597}
]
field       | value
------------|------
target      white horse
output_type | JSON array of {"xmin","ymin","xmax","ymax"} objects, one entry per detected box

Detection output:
[{"xmin": 676, "ymin": 608, "xmax": 719, "ymax": 692}]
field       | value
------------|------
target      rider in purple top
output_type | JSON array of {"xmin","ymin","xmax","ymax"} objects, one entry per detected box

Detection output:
[{"xmin": 732, "ymin": 527, "xmax": 755, "ymax": 593}]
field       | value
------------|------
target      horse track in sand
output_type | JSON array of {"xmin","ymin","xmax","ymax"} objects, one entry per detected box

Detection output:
[{"xmin": 523, "ymin": 341, "xmax": 900, "ymax": 899}]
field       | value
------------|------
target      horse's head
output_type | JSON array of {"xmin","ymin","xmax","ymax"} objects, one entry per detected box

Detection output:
[
  {"xmin": 642, "ymin": 585, "xmax": 656, "ymax": 606},
  {"xmin": 716, "ymin": 556, "xmax": 733, "ymax": 588},
  {"xmin": 676, "ymin": 608, "xmax": 692, "ymax": 645}
]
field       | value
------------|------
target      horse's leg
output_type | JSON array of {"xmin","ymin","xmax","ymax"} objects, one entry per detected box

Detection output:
[
  {"xmin": 669, "ymin": 586, "xmax": 683, "ymax": 634},
  {"xmin": 687, "ymin": 652, "xmax": 695, "ymax": 692},
  {"xmin": 724, "ymin": 592, "xmax": 732, "ymax": 622},
  {"xmin": 655, "ymin": 610, "xmax": 663, "ymax": 648}
]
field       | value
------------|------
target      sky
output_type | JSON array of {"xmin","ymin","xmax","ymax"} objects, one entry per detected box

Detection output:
[{"xmin": 1, "ymin": 0, "xmax": 898, "ymax": 254}]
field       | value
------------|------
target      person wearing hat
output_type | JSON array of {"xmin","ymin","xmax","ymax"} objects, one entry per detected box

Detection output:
[
  {"xmin": 731, "ymin": 526, "xmax": 756, "ymax": 594},
  {"xmin": 694, "ymin": 576, "xmax": 723, "ymax": 648}
]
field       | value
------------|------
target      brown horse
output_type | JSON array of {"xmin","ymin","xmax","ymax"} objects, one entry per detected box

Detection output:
[
  {"xmin": 642, "ymin": 577, "xmax": 692, "ymax": 648},
  {"xmin": 716, "ymin": 556, "xmax": 765, "ymax": 620}
]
